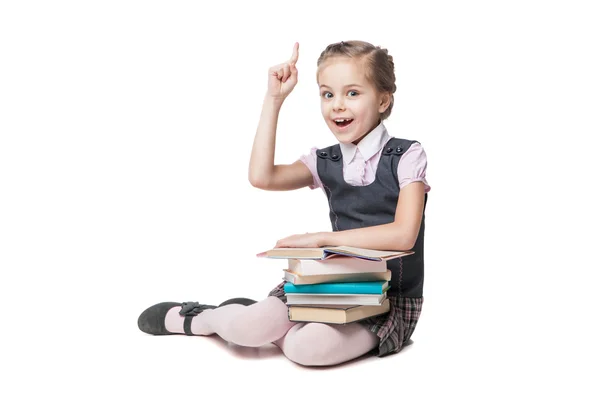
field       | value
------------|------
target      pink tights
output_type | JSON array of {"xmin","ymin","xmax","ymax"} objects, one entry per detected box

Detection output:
[{"xmin": 164, "ymin": 296, "xmax": 380, "ymax": 366}]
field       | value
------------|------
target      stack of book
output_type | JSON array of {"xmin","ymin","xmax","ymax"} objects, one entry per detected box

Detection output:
[{"xmin": 258, "ymin": 245, "xmax": 413, "ymax": 324}]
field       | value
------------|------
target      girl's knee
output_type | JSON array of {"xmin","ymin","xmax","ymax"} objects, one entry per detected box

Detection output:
[
  {"xmin": 282, "ymin": 322, "xmax": 379, "ymax": 366},
  {"xmin": 282, "ymin": 323, "xmax": 340, "ymax": 366}
]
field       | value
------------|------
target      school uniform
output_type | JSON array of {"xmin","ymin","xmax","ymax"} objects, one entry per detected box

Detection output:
[{"xmin": 268, "ymin": 122, "xmax": 430, "ymax": 357}]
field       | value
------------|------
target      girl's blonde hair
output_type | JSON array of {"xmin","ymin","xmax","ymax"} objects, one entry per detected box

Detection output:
[{"xmin": 316, "ymin": 40, "xmax": 397, "ymax": 120}]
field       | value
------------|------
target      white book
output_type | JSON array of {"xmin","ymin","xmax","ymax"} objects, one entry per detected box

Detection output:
[
  {"xmin": 288, "ymin": 256, "xmax": 388, "ymax": 276},
  {"xmin": 285, "ymin": 292, "xmax": 387, "ymax": 306}
]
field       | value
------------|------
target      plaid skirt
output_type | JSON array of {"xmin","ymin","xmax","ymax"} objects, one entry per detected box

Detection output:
[{"xmin": 267, "ymin": 281, "xmax": 423, "ymax": 357}]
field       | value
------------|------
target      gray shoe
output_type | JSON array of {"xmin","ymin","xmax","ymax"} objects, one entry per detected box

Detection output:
[{"xmin": 137, "ymin": 301, "xmax": 216, "ymax": 336}]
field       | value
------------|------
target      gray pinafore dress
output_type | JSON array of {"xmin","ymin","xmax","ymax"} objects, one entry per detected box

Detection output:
[{"xmin": 268, "ymin": 137, "xmax": 427, "ymax": 357}]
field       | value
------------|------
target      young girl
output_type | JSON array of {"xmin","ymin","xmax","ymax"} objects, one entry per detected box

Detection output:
[{"xmin": 138, "ymin": 40, "xmax": 430, "ymax": 366}]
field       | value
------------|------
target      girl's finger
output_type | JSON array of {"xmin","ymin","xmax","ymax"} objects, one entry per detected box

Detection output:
[
  {"xmin": 290, "ymin": 64, "xmax": 298, "ymax": 80},
  {"xmin": 289, "ymin": 42, "xmax": 299, "ymax": 66},
  {"xmin": 276, "ymin": 67, "xmax": 284, "ymax": 80},
  {"xmin": 282, "ymin": 64, "xmax": 291, "ymax": 83}
]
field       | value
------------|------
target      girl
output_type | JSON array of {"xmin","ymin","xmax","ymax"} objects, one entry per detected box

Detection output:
[{"xmin": 138, "ymin": 40, "xmax": 430, "ymax": 366}]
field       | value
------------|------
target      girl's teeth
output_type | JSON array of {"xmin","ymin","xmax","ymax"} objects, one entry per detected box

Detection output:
[{"xmin": 334, "ymin": 118, "xmax": 353, "ymax": 127}]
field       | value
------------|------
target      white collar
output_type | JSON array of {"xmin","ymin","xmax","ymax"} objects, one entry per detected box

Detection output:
[{"xmin": 339, "ymin": 121, "xmax": 390, "ymax": 164}]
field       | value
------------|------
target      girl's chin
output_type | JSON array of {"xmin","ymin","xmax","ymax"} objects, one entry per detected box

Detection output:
[
  {"xmin": 330, "ymin": 124, "xmax": 356, "ymax": 138},
  {"xmin": 329, "ymin": 126, "xmax": 365, "ymax": 144}
]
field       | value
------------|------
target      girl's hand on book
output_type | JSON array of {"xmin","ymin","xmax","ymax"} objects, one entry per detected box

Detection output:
[
  {"xmin": 266, "ymin": 42, "xmax": 299, "ymax": 101},
  {"xmin": 274, "ymin": 232, "xmax": 325, "ymax": 248}
]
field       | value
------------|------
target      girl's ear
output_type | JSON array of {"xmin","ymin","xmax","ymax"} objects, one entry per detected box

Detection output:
[{"xmin": 378, "ymin": 92, "xmax": 392, "ymax": 113}]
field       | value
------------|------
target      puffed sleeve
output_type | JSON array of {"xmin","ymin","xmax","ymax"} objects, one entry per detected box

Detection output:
[
  {"xmin": 397, "ymin": 142, "xmax": 431, "ymax": 192},
  {"xmin": 298, "ymin": 147, "xmax": 323, "ymax": 190}
]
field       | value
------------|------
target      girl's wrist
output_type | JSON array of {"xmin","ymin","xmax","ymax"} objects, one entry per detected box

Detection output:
[
  {"xmin": 264, "ymin": 93, "xmax": 285, "ymax": 107},
  {"xmin": 318, "ymin": 231, "xmax": 335, "ymax": 247}
]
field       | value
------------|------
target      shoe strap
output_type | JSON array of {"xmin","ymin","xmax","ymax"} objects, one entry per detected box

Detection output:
[
  {"xmin": 183, "ymin": 315, "xmax": 195, "ymax": 336},
  {"xmin": 179, "ymin": 302, "xmax": 215, "ymax": 336}
]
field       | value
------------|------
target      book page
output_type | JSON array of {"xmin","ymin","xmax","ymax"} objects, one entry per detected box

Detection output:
[{"xmin": 328, "ymin": 246, "xmax": 412, "ymax": 258}]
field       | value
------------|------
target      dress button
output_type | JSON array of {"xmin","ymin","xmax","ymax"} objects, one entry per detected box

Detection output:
[
  {"xmin": 396, "ymin": 146, "xmax": 403, "ymax": 153},
  {"xmin": 320, "ymin": 151, "xmax": 328, "ymax": 157},
  {"xmin": 386, "ymin": 147, "xmax": 393, "ymax": 153},
  {"xmin": 331, "ymin": 154, "xmax": 339, "ymax": 159}
]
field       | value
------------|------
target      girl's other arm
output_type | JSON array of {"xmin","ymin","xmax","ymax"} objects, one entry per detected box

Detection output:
[
  {"xmin": 319, "ymin": 143, "xmax": 429, "ymax": 250},
  {"xmin": 320, "ymin": 182, "xmax": 426, "ymax": 251}
]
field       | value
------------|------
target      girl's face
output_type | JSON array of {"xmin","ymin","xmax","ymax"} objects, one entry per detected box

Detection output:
[{"xmin": 317, "ymin": 57, "xmax": 390, "ymax": 145}]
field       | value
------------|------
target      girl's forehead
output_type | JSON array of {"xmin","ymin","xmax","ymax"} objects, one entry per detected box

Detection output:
[{"xmin": 317, "ymin": 57, "xmax": 369, "ymax": 86}]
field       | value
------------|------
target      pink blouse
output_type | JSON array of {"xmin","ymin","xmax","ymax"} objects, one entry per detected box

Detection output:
[{"xmin": 299, "ymin": 122, "xmax": 430, "ymax": 192}]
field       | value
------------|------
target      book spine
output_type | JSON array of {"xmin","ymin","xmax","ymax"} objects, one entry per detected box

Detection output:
[
  {"xmin": 289, "ymin": 258, "xmax": 387, "ymax": 276},
  {"xmin": 285, "ymin": 294, "xmax": 385, "ymax": 306},
  {"xmin": 284, "ymin": 281, "xmax": 387, "ymax": 295}
]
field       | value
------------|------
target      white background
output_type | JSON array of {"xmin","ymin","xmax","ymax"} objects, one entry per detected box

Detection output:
[{"xmin": 1, "ymin": 1, "xmax": 599, "ymax": 399}]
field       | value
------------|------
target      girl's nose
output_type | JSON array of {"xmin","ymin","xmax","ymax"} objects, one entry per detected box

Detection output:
[{"xmin": 333, "ymin": 97, "xmax": 346, "ymax": 111}]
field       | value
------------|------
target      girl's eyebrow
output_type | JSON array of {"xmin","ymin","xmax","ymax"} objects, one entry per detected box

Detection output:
[{"xmin": 319, "ymin": 84, "xmax": 364, "ymax": 89}]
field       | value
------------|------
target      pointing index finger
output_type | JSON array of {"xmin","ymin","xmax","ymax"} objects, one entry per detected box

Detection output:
[{"xmin": 289, "ymin": 42, "xmax": 299, "ymax": 66}]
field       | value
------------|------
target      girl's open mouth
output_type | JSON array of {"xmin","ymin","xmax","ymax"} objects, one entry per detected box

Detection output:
[{"xmin": 334, "ymin": 118, "xmax": 354, "ymax": 128}]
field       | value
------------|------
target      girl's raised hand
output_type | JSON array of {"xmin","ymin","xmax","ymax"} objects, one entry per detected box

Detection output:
[{"xmin": 267, "ymin": 42, "xmax": 299, "ymax": 101}]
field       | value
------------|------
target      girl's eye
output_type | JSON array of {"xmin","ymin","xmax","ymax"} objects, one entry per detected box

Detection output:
[{"xmin": 322, "ymin": 90, "xmax": 358, "ymax": 99}]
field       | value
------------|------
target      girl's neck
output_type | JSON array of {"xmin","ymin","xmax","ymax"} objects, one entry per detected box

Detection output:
[{"xmin": 352, "ymin": 119, "xmax": 382, "ymax": 145}]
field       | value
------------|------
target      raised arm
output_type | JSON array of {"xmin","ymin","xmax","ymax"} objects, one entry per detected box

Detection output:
[{"xmin": 248, "ymin": 43, "xmax": 314, "ymax": 191}]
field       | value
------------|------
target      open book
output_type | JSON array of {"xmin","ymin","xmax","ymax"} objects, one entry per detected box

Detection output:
[{"xmin": 257, "ymin": 245, "xmax": 413, "ymax": 261}]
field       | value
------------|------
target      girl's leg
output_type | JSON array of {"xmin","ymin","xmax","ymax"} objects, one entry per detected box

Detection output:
[
  {"xmin": 164, "ymin": 296, "xmax": 297, "ymax": 347},
  {"xmin": 274, "ymin": 322, "xmax": 380, "ymax": 366}
]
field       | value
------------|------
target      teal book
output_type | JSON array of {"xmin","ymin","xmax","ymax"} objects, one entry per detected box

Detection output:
[{"xmin": 283, "ymin": 280, "xmax": 389, "ymax": 295}]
